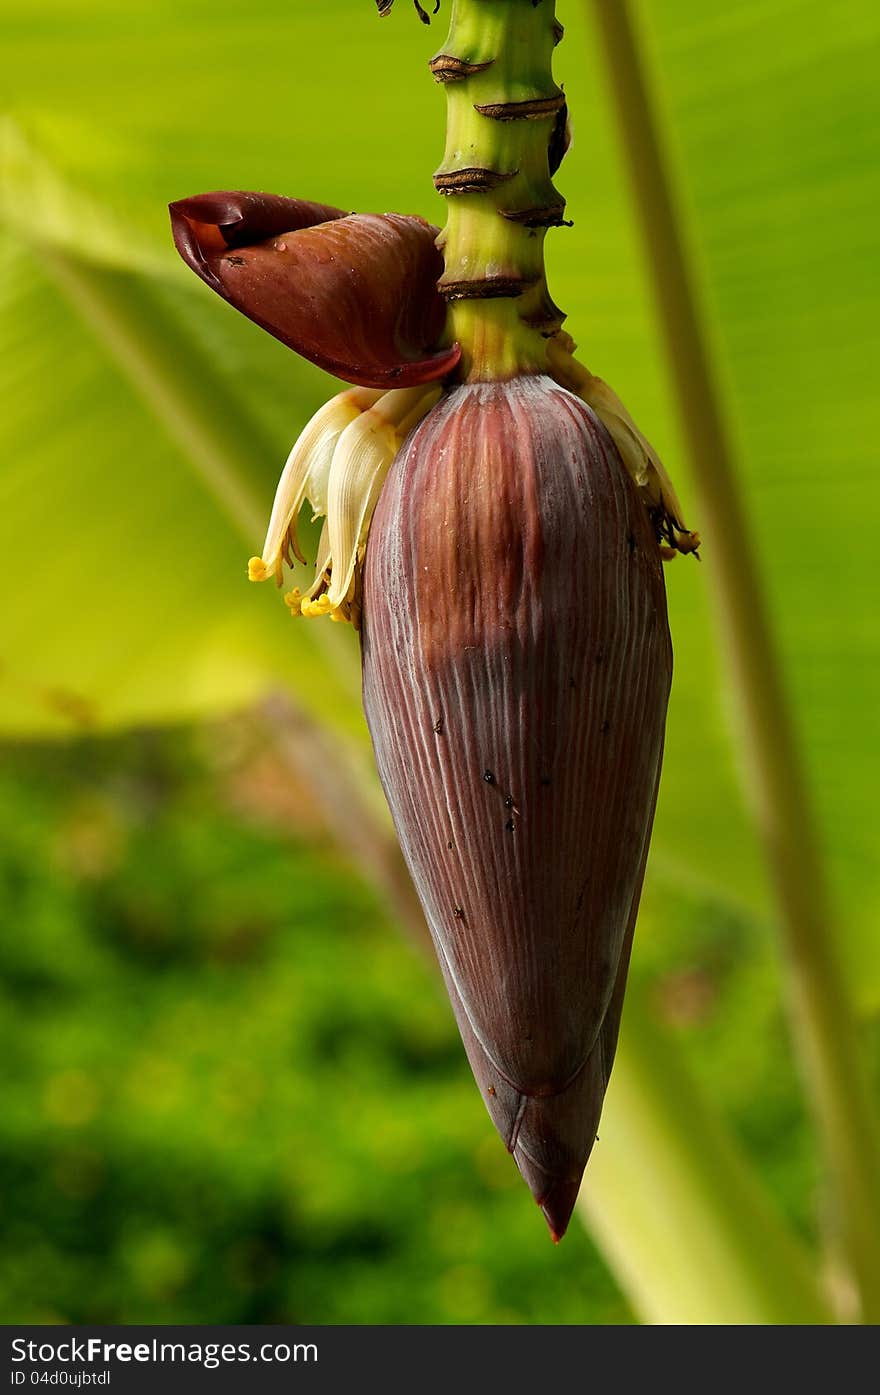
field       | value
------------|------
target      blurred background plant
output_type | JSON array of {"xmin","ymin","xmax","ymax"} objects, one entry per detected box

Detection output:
[{"xmin": 1, "ymin": 0, "xmax": 878, "ymax": 1324}]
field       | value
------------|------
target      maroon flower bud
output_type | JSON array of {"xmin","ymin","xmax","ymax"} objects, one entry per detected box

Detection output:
[
  {"xmin": 169, "ymin": 191, "xmax": 460, "ymax": 387},
  {"xmin": 361, "ymin": 376, "xmax": 672, "ymax": 1240}
]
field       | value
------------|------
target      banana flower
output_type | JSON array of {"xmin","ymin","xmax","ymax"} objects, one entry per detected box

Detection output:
[{"xmin": 170, "ymin": 0, "xmax": 697, "ymax": 1242}]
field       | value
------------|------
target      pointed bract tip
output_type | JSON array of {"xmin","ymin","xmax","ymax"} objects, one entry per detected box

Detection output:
[
  {"xmin": 538, "ymin": 1176, "xmax": 582, "ymax": 1244},
  {"xmin": 169, "ymin": 190, "xmax": 346, "ymax": 294},
  {"xmin": 513, "ymin": 1144, "xmax": 582, "ymax": 1244}
]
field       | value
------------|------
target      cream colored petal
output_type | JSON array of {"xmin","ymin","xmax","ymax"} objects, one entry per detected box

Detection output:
[
  {"xmin": 251, "ymin": 386, "xmax": 381, "ymax": 581},
  {"xmin": 305, "ymin": 520, "xmax": 332, "ymax": 600},
  {"xmin": 582, "ymin": 374, "xmax": 687, "ymax": 527},
  {"xmin": 325, "ymin": 386, "xmax": 440, "ymax": 609},
  {"xmin": 546, "ymin": 340, "xmax": 697, "ymax": 553}
]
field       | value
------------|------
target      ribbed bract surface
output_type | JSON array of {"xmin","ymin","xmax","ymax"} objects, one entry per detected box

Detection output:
[{"xmin": 361, "ymin": 376, "xmax": 672, "ymax": 1238}]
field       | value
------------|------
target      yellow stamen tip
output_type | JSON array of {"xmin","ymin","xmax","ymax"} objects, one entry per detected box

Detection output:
[
  {"xmin": 248, "ymin": 556, "xmax": 270, "ymax": 582},
  {"xmin": 301, "ymin": 594, "xmax": 333, "ymax": 619}
]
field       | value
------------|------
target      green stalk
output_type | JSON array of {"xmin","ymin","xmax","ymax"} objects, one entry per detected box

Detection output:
[
  {"xmin": 434, "ymin": 0, "xmax": 567, "ymax": 380},
  {"xmin": 587, "ymin": 0, "xmax": 880, "ymax": 1320}
]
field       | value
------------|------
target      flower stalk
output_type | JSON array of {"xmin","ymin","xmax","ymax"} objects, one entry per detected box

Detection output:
[
  {"xmin": 429, "ymin": 0, "xmax": 698, "ymax": 555},
  {"xmin": 432, "ymin": 0, "xmax": 567, "ymax": 380}
]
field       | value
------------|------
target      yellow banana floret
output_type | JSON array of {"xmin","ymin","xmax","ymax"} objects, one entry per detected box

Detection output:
[
  {"xmin": 547, "ymin": 339, "xmax": 699, "ymax": 558},
  {"xmin": 247, "ymin": 383, "xmax": 441, "ymax": 624}
]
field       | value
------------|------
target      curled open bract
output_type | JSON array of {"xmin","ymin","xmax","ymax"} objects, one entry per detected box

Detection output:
[{"xmin": 169, "ymin": 191, "xmax": 461, "ymax": 388}]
